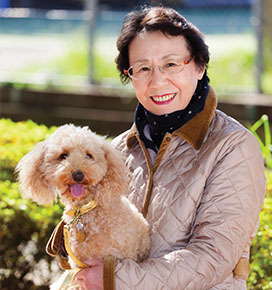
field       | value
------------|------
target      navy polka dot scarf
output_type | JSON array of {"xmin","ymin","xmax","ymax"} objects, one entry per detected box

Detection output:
[{"xmin": 135, "ymin": 71, "xmax": 209, "ymax": 156}]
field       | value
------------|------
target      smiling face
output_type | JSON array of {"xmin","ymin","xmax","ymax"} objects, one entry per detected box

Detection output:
[
  {"xmin": 128, "ymin": 31, "xmax": 205, "ymax": 115},
  {"xmin": 43, "ymin": 126, "xmax": 108, "ymax": 207}
]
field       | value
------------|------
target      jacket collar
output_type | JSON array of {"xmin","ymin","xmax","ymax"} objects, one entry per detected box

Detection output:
[{"xmin": 126, "ymin": 86, "xmax": 217, "ymax": 150}]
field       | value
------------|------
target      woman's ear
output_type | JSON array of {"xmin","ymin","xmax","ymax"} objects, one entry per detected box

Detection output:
[{"xmin": 15, "ymin": 140, "xmax": 55, "ymax": 205}]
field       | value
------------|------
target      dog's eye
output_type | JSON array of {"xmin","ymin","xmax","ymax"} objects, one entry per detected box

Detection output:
[
  {"xmin": 86, "ymin": 153, "xmax": 93, "ymax": 159},
  {"xmin": 59, "ymin": 153, "xmax": 68, "ymax": 160}
]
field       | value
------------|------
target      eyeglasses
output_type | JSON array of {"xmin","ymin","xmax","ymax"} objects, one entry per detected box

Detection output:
[{"xmin": 124, "ymin": 57, "xmax": 193, "ymax": 81}]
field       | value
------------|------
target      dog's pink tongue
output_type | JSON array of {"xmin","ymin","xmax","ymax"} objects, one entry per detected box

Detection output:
[{"xmin": 70, "ymin": 184, "xmax": 84, "ymax": 198}]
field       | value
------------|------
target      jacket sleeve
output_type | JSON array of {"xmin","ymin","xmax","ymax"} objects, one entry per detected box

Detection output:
[{"xmin": 112, "ymin": 131, "xmax": 266, "ymax": 290}]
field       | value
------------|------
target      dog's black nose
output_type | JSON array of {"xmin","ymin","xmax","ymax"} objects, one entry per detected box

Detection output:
[{"xmin": 72, "ymin": 171, "xmax": 84, "ymax": 182}]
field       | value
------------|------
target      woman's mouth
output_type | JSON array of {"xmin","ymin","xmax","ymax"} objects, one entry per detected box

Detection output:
[{"xmin": 151, "ymin": 93, "xmax": 176, "ymax": 105}]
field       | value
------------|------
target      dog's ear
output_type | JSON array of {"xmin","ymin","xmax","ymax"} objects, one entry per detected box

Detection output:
[
  {"xmin": 102, "ymin": 142, "xmax": 129, "ymax": 196},
  {"xmin": 15, "ymin": 140, "xmax": 55, "ymax": 205}
]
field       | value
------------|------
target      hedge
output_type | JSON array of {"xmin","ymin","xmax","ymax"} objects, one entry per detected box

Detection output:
[{"xmin": 0, "ymin": 118, "xmax": 271, "ymax": 289}]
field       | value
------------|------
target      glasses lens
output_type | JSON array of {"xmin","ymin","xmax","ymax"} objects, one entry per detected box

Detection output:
[
  {"xmin": 128, "ymin": 58, "xmax": 190, "ymax": 80},
  {"xmin": 163, "ymin": 60, "xmax": 184, "ymax": 74},
  {"xmin": 130, "ymin": 64, "xmax": 152, "ymax": 80}
]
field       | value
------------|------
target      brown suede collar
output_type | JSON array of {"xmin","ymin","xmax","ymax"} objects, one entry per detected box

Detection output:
[{"xmin": 126, "ymin": 86, "xmax": 217, "ymax": 151}]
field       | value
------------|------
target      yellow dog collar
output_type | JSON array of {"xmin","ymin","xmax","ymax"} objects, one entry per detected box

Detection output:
[{"xmin": 65, "ymin": 199, "xmax": 97, "ymax": 217}]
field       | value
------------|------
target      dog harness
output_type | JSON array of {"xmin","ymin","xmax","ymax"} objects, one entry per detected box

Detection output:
[
  {"xmin": 63, "ymin": 199, "xmax": 97, "ymax": 268},
  {"xmin": 56, "ymin": 199, "xmax": 98, "ymax": 290}
]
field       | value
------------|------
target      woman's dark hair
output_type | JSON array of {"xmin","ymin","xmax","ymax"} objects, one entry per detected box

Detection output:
[{"xmin": 115, "ymin": 6, "xmax": 210, "ymax": 84}]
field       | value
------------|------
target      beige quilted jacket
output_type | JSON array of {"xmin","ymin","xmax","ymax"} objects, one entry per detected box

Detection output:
[{"xmin": 109, "ymin": 86, "xmax": 266, "ymax": 290}]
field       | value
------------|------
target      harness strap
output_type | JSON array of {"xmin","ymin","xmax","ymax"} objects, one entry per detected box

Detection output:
[
  {"xmin": 63, "ymin": 199, "xmax": 97, "ymax": 268},
  {"xmin": 63, "ymin": 226, "xmax": 89, "ymax": 268}
]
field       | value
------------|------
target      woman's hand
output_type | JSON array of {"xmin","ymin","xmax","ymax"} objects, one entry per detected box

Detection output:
[{"xmin": 70, "ymin": 259, "xmax": 104, "ymax": 290}]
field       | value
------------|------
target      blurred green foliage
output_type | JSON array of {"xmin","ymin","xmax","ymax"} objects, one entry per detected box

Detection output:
[
  {"xmin": 208, "ymin": 49, "xmax": 256, "ymax": 93},
  {"xmin": 0, "ymin": 119, "xmax": 62, "ymax": 290},
  {"xmin": 248, "ymin": 175, "xmax": 272, "ymax": 290},
  {"xmin": 248, "ymin": 115, "xmax": 272, "ymax": 290},
  {"xmin": 0, "ymin": 119, "xmax": 56, "ymax": 182},
  {"xmin": 0, "ymin": 118, "xmax": 271, "ymax": 289}
]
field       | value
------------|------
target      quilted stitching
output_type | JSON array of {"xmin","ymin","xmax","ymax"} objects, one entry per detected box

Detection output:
[{"xmin": 112, "ymin": 110, "xmax": 266, "ymax": 290}]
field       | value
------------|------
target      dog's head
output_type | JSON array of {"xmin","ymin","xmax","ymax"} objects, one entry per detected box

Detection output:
[{"xmin": 16, "ymin": 124, "xmax": 129, "ymax": 207}]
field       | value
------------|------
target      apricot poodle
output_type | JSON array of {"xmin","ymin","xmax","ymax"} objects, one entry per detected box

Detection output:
[{"xmin": 16, "ymin": 124, "xmax": 150, "ymax": 288}]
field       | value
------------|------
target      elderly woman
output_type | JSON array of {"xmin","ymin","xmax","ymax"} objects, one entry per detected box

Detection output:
[{"xmin": 63, "ymin": 6, "xmax": 266, "ymax": 290}]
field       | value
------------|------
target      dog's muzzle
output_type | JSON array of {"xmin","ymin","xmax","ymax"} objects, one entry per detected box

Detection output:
[{"xmin": 72, "ymin": 171, "xmax": 84, "ymax": 182}]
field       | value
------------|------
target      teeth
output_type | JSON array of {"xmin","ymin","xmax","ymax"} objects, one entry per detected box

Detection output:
[{"xmin": 153, "ymin": 93, "xmax": 175, "ymax": 102}]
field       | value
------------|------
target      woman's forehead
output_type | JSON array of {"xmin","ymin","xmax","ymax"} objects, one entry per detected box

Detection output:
[
  {"xmin": 128, "ymin": 31, "xmax": 189, "ymax": 63},
  {"xmin": 132, "ymin": 54, "xmax": 186, "ymax": 65}
]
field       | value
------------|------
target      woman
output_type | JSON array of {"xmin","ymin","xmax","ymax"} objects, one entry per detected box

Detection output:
[{"xmin": 66, "ymin": 6, "xmax": 266, "ymax": 290}]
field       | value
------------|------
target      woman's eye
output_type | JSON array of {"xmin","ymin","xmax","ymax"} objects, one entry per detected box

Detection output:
[
  {"xmin": 136, "ymin": 66, "xmax": 151, "ymax": 73},
  {"xmin": 141, "ymin": 66, "xmax": 151, "ymax": 71},
  {"xmin": 86, "ymin": 153, "xmax": 93, "ymax": 159},
  {"xmin": 59, "ymin": 153, "xmax": 68, "ymax": 160},
  {"xmin": 165, "ymin": 62, "xmax": 178, "ymax": 68}
]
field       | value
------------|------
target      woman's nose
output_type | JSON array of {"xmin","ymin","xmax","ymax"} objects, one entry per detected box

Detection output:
[{"xmin": 149, "ymin": 66, "xmax": 168, "ymax": 87}]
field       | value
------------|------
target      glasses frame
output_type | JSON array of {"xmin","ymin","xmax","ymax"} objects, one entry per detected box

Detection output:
[{"xmin": 124, "ymin": 57, "xmax": 193, "ymax": 81}]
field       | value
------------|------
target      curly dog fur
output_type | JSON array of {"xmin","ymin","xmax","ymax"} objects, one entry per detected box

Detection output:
[{"xmin": 16, "ymin": 124, "xmax": 151, "ymax": 270}]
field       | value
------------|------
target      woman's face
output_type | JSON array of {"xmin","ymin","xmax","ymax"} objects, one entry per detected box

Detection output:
[{"xmin": 128, "ymin": 31, "xmax": 205, "ymax": 115}]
